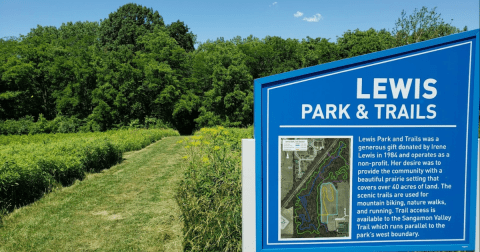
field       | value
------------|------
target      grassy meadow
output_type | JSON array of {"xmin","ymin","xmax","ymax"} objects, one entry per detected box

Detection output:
[
  {"xmin": 0, "ymin": 135, "xmax": 186, "ymax": 251},
  {"xmin": 0, "ymin": 128, "xmax": 179, "ymax": 212}
]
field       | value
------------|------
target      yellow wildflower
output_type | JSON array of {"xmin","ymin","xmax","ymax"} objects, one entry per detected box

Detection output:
[{"xmin": 213, "ymin": 146, "xmax": 220, "ymax": 151}]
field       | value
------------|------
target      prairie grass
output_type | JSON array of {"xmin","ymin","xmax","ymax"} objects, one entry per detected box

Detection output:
[
  {"xmin": 0, "ymin": 128, "xmax": 179, "ymax": 211},
  {"xmin": 0, "ymin": 136, "xmax": 186, "ymax": 251},
  {"xmin": 176, "ymin": 126, "xmax": 253, "ymax": 251}
]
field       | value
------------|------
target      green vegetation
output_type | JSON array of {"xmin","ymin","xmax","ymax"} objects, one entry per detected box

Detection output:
[
  {"xmin": 0, "ymin": 5, "xmax": 465, "ymax": 135},
  {"xmin": 0, "ymin": 136, "xmax": 186, "ymax": 251},
  {"xmin": 0, "ymin": 114, "xmax": 170, "ymax": 135},
  {"xmin": 0, "ymin": 4, "xmax": 470, "ymax": 251},
  {"xmin": 0, "ymin": 128, "xmax": 179, "ymax": 211},
  {"xmin": 176, "ymin": 126, "xmax": 253, "ymax": 251}
]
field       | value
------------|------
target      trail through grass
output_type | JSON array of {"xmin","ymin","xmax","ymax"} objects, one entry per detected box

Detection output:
[{"xmin": 0, "ymin": 136, "xmax": 185, "ymax": 252}]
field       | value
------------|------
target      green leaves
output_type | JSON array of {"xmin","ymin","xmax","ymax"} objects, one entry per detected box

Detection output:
[
  {"xmin": 0, "ymin": 4, "xmax": 466, "ymax": 135},
  {"xmin": 0, "ymin": 128, "xmax": 179, "ymax": 211},
  {"xmin": 192, "ymin": 40, "xmax": 253, "ymax": 128},
  {"xmin": 177, "ymin": 126, "xmax": 253, "ymax": 251},
  {"xmin": 166, "ymin": 20, "xmax": 196, "ymax": 53},
  {"xmin": 97, "ymin": 3, "xmax": 164, "ymax": 52},
  {"xmin": 337, "ymin": 28, "xmax": 395, "ymax": 59},
  {"xmin": 392, "ymin": 6, "xmax": 463, "ymax": 47}
]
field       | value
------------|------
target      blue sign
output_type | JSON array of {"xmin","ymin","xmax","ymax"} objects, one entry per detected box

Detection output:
[{"xmin": 253, "ymin": 30, "xmax": 479, "ymax": 251}]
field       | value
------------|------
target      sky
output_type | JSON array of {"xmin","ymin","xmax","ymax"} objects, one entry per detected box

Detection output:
[{"xmin": 0, "ymin": 0, "xmax": 478, "ymax": 44}]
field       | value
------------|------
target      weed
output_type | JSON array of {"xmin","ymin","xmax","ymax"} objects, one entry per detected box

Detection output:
[{"xmin": 176, "ymin": 126, "xmax": 253, "ymax": 251}]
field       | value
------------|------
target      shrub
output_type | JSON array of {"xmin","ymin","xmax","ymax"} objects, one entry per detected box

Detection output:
[
  {"xmin": 0, "ymin": 115, "xmax": 84, "ymax": 136},
  {"xmin": 0, "ymin": 116, "xmax": 35, "ymax": 135},
  {"xmin": 1, "ymin": 115, "xmax": 175, "ymax": 136},
  {"xmin": 28, "ymin": 114, "xmax": 49, "ymax": 134},
  {"xmin": 0, "ymin": 128, "xmax": 179, "ymax": 211}
]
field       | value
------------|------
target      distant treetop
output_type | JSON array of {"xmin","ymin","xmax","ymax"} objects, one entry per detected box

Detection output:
[{"xmin": 97, "ymin": 3, "xmax": 165, "ymax": 52}]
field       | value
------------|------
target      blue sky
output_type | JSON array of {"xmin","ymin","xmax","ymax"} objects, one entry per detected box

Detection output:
[{"xmin": 0, "ymin": 0, "xmax": 478, "ymax": 44}]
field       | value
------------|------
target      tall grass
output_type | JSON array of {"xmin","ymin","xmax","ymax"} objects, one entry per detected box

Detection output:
[
  {"xmin": 176, "ymin": 126, "xmax": 253, "ymax": 251},
  {"xmin": 0, "ymin": 128, "xmax": 179, "ymax": 211}
]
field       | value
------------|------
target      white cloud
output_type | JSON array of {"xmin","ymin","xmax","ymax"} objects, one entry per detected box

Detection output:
[
  {"xmin": 303, "ymin": 13, "xmax": 322, "ymax": 22},
  {"xmin": 293, "ymin": 11, "xmax": 303, "ymax": 18},
  {"xmin": 269, "ymin": 2, "xmax": 277, "ymax": 7}
]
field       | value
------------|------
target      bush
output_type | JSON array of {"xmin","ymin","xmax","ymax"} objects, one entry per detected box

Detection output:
[
  {"xmin": 0, "ymin": 128, "xmax": 179, "ymax": 211},
  {"xmin": 176, "ymin": 126, "xmax": 253, "ymax": 251},
  {"xmin": 0, "ymin": 115, "xmax": 173, "ymax": 136},
  {"xmin": 28, "ymin": 114, "xmax": 49, "ymax": 134},
  {"xmin": 0, "ymin": 116, "xmax": 35, "ymax": 135},
  {"xmin": 0, "ymin": 115, "xmax": 83, "ymax": 135}
]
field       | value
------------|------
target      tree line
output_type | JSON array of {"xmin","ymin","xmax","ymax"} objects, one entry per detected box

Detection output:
[{"xmin": 0, "ymin": 4, "xmax": 466, "ymax": 134}]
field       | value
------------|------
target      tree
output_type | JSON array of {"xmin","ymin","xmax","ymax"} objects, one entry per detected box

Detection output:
[
  {"xmin": 236, "ymin": 35, "xmax": 305, "ymax": 79},
  {"xmin": 97, "ymin": 3, "xmax": 165, "ymax": 52},
  {"xmin": 0, "ymin": 22, "xmax": 101, "ymax": 122},
  {"xmin": 135, "ymin": 26, "xmax": 190, "ymax": 127},
  {"xmin": 336, "ymin": 28, "xmax": 394, "ymax": 59},
  {"xmin": 4, "ymin": 25, "xmax": 64, "ymax": 120},
  {"xmin": 0, "ymin": 4, "xmax": 469, "ymax": 134},
  {"xmin": 91, "ymin": 44, "xmax": 138, "ymax": 127},
  {"xmin": 262, "ymin": 36, "xmax": 303, "ymax": 75},
  {"xmin": 392, "ymin": 6, "xmax": 464, "ymax": 47},
  {"xmin": 166, "ymin": 20, "xmax": 196, "ymax": 52},
  {"xmin": 192, "ymin": 40, "xmax": 253, "ymax": 128},
  {"xmin": 300, "ymin": 36, "xmax": 339, "ymax": 67},
  {"xmin": 54, "ymin": 21, "xmax": 100, "ymax": 119},
  {"xmin": 0, "ymin": 37, "xmax": 31, "ymax": 119}
]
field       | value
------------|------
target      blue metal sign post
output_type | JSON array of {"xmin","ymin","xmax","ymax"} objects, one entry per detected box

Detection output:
[{"xmin": 253, "ymin": 30, "xmax": 479, "ymax": 251}]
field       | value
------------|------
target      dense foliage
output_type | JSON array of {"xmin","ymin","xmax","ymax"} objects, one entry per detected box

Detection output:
[
  {"xmin": 0, "ymin": 5, "xmax": 465, "ymax": 134},
  {"xmin": 0, "ymin": 128, "xmax": 179, "ymax": 211},
  {"xmin": 176, "ymin": 126, "xmax": 253, "ymax": 251}
]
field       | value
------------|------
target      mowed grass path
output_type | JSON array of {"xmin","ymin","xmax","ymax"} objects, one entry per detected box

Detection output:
[{"xmin": 0, "ymin": 136, "xmax": 186, "ymax": 252}]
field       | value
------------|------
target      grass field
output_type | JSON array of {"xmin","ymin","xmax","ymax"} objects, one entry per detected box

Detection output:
[{"xmin": 0, "ymin": 136, "xmax": 185, "ymax": 251}]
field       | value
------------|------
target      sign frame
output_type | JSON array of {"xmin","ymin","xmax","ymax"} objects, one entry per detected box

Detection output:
[{"xmin": 253, "ymin": 29, "xmax": 480, "ymax": 252}]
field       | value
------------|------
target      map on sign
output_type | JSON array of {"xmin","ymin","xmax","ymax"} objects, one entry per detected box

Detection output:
[{"xmin": 279, "ymin": 137, "xmax": 352, "ymax": 239}]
